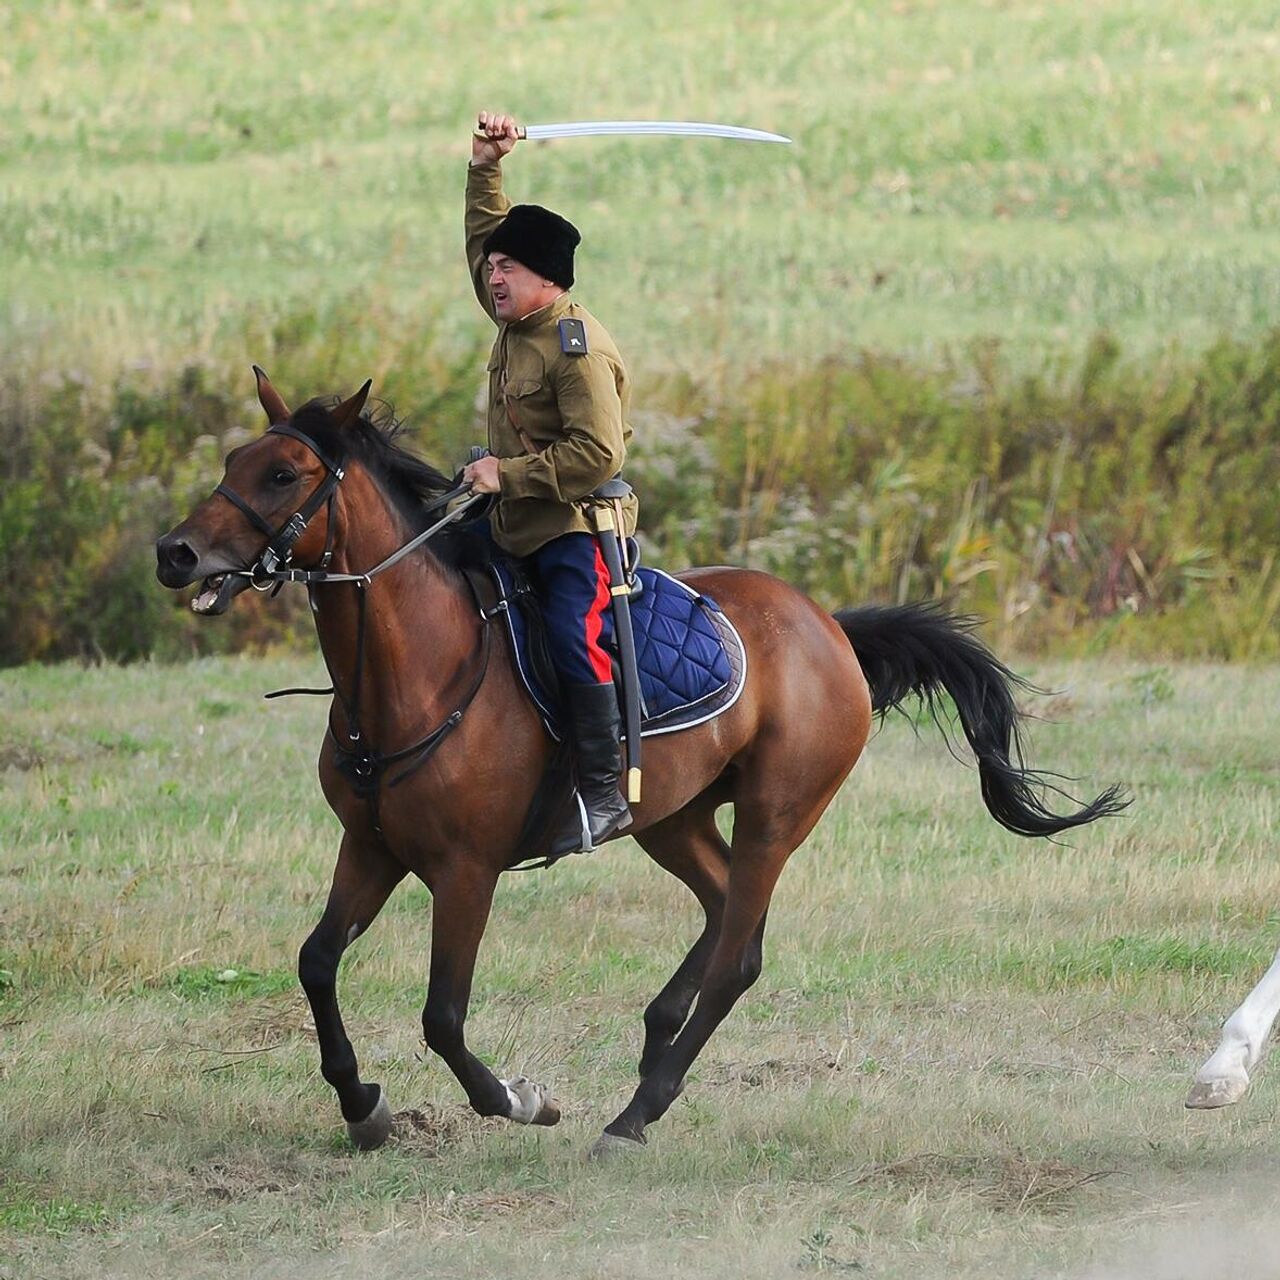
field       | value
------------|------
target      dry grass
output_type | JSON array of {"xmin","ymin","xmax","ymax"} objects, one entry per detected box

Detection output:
[{"xmin": 1, "ymin": 657, "xmax": 1279, "ymax": 1277}]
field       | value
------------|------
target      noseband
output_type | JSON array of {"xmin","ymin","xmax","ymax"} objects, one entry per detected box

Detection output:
[{"xmin": 212, "ymin": 421, "xmax": 489, "ymax": 835}]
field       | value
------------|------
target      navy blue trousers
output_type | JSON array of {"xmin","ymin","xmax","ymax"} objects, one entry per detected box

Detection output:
[{"xmin": 527, "ymin": 532, "xmax": 613, "ymax": 687}]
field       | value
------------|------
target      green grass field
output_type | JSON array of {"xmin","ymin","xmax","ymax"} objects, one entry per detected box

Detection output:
[
  {"xmin": 2, "ymin": 655, "xmax": 1278, "ymax": 1277},
  {"xmin": 4, "ymin": 6, "xmax": 1279, "ymax": 1271},
  {"xmin": 4, "ymin": 0, "xmax": 1280, "ymax": 381}
]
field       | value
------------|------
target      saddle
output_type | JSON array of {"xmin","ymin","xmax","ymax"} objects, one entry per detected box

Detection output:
[
  {"xmin": 465, "ymin": 547, "xmax": 747, "ymax": 871},
  {"xmin": 485, "ymin": 554, "xmax": 746, "ymax": 741}
]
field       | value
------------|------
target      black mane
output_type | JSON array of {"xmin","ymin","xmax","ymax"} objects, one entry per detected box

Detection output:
[{"xmin": 288, "ymin": 397, "xmax": 488, "ymax": 572}]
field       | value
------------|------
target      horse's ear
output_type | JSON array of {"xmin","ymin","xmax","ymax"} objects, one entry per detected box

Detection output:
[
  {"xmin": 330, "ymin": 379, "xmax": 372, "ymax": 432},
  {"xmin": 252, "ymin": 365, "xmax": 291, "ymax": 425}
]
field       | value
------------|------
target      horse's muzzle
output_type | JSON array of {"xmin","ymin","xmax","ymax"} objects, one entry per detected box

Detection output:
[
  {"xmin": 155, "ymin": 531, "xmax": 254, "ymax": 615},
  {"xmin": 155, "ymin": 532, "xmax": 200, "ymax": 588}
]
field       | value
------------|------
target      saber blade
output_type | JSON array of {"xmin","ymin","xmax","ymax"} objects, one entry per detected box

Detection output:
[{"xmin": 519, "ymin": 120, "xmax": 791, "ymax": 144}]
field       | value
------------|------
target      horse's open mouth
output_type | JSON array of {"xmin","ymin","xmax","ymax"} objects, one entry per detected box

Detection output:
[{"xmin": 192, "ymin": 573, "xmax": 251, "ymax": 616}]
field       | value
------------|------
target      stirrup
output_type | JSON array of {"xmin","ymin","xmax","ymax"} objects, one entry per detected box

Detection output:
[{"xmin": 550, "ymin": 790, "xmax": 632, "ymax": 858}]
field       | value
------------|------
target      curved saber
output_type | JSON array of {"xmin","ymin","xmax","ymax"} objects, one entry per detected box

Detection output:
[{"xmin": 516, "ymin": 120, "xmax": 792, "ymax": 144}]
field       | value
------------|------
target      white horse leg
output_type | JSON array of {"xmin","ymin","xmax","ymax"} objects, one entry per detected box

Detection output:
[{"xmin": 1186, "ymin": 945, "xmax": 1280, "ymax": 1109}]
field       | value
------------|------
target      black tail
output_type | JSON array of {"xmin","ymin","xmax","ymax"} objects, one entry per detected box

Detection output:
[{"xmin": 835, "ymin": 602, "xmax": 1130, "ymax": 837}]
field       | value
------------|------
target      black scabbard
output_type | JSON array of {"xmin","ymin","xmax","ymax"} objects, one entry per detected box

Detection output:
[{"xmin": 590, "ymin": 507, "xmax": 642, "ymax": 803}]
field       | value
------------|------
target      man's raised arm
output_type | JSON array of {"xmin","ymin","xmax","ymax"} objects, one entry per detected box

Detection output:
[{"xmin": 465, "ymin": 111, "xmax": 520, "ymax": 320}]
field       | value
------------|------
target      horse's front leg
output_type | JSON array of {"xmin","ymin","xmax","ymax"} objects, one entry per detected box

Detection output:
[
  {"xmin": 1187, "ymin": 944, "xmax": 1280, "ymax": 1109},
  {"xmin": 423, "ymin": 861, "xmax": 560, "ymax": 1126},
  {"xmin": 298, "ymin": 832, "xmax": 406, "ymax": 1149}
]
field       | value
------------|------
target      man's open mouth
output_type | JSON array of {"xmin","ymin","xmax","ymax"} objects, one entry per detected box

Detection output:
[{"xmin": 191, "ymin": 572, "xmax": 252, "ymax": 616}]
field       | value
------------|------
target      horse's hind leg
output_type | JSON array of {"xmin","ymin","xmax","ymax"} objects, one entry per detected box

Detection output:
[
  {"xmin": 1187, "ymin": 944, "xmax": 1280, "ymax": 1109},
  {"xmin": 598, "ymin": 832, "xmax": 783, "ymax": 1149},
  {"xmin": 597, "ymin": 726, "xmax": 857, "ymax": 1151},
  {"xmin": 298, "ymin": 833, "xmax": 406, "ymax": 1149},
  {"xmin": 634, "ymin": 798, "xmax": 731, "ymax": 1078}
]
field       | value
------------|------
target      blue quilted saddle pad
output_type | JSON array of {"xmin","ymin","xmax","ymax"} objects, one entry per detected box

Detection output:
[{"xmin": 489, "ymin": 562, "xmax": 745, "ymax": 738}]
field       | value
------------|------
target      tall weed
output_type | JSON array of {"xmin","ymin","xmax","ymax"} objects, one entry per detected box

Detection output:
[{"xmin": 1, "ymin": 325, "xmax": 1276, "ymax": 664}]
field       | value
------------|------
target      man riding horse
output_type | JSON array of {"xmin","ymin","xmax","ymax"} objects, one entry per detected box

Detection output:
[
  {"xmin": 154, "ymin": 107, "xmax": 1128, "ymax": 1155},
  {"xmin": 462, "ymin": 109, "xmax": 637, "ymax": 858}
]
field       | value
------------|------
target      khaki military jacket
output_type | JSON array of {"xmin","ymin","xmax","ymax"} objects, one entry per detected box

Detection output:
[{"xmin": 466, "ymin": 160, "xmax": 640, "ymax": 558}]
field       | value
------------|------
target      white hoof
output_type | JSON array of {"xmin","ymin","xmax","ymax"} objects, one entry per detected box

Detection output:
[
  {"xmin": 1185, "ymin": 1074, "xmax": 1250, "ymax": 1110},
  {"xmin": 501, "ymin": 1075, "xmax": 561, "ymax": 1126},
  {"xmin": 587, "ymin": 1131, "xmax": 644, "ymax": 1162},
  {"xmin": 347, "ymin": 1090, "xmax": 394, "ymax": 1149}
]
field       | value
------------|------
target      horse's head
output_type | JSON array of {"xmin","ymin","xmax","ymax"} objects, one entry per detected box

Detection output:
[{"xmin": 155, "ymin": 367, "xmax": 369, "ymax": 616}]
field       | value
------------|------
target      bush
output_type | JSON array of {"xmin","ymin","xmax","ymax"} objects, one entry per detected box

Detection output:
[
  {"xmin": 1, "ymin": 324, "xmax": 1276, "ymax": 665},
  {"xmin": 0, "ymin": 305, "xmax": 484, "ymax": 665},
  {"xmin": 633, "ymin": 332, "xmax": 1280, "ymax": 658}
]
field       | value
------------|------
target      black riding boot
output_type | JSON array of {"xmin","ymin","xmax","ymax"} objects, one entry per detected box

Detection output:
[{"xmin": 548, "ymin": 682, "xmax": 633, "ymax": 857}]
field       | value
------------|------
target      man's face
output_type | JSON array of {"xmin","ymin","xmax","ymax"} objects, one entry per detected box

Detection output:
[{"xmin": 486, "ymin": 252, "xmax": 558, "ymax": 322}]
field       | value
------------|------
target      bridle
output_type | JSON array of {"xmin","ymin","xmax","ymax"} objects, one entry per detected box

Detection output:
[
  {"xmin": 214, "ymin": 422, "xmax": 347, "ymax": 585},
  {"xmin": 212, "ymin": 421, "xmax": 491, "ymax": 834},
  {"xmin": 215, "ymin": 421, "xmax": 486, "ymax": 591}
]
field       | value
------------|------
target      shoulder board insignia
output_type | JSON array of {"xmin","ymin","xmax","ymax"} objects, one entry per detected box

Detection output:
[{"xmin": 558, "ymin": 317, "xmax": 589, "ymax": 355}]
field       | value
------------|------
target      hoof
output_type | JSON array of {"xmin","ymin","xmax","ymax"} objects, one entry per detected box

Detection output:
[
  {"xmin": 501, "ymin": 1075, "xmax": 561, "ymax": 1126},
  {"xmin": 588, "ymin": 1131, "xmax": 644, "ymax": 1162},
  {"xmin": 1185, "ymin": 1074, "xmax": 1249, "ymax": 1110},
  {"xmin": 347, "ymin": 1089, "xmax": 394, "ymax": 1150}
]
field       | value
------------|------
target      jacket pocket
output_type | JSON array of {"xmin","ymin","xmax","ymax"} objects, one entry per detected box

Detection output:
[{"xmin": 504, "ymin": 377, "xmax": 542, "ymax": 400}]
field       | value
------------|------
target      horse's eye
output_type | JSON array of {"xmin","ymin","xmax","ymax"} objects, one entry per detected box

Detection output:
[{"xmin": 272, "ymin": 469, "xmax": 297, "ymax": 487}]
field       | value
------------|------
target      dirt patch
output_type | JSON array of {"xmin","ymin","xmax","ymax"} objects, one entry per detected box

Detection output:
[
  {"xmin": 707, "ymin": 1052, "xmax": 845, "ymax": 1089},
  {"xmin": 850, "ymin": 1152, "xmax": 1114, "ymax": 1214},
  {"xmin": 191, "ymin": 1157, "xmax": 308, "ymax": 1204},
  {"xmin": 390, "ymin": 1105, "xmax": 495, "ymax": 1158},
  {"xmin": 738, "ymin": 1058, "xmax": 839, "ymax": 1087},
  {"xmin": 238, "ymin": 991, "xmax": 313, "ymax": 1046},
  {"xmin": 0, "ymin": 741, "xmax": 44, "ymax": 771},
  {"xmin": 443, "ymin": 1188, "xmax": 564, "ymax": 1220}
]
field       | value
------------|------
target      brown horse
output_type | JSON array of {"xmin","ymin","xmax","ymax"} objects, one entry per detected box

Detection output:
[{"xmin": 155, "ymin": 372, "xmax": 1127, "ymax": 1155}]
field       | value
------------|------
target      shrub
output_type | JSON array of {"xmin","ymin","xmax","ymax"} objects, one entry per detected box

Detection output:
[{"xmin": 1, "ymin": 324, "xmax": 1276, "ymax": 664}]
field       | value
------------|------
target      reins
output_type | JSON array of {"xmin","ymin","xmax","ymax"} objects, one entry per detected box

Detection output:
[{"xmin": 216, "ymin": 421, "xmax": 489, "ymax": 834}]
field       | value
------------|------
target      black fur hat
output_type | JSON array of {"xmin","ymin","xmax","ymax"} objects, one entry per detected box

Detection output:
[{"xmin": 482, "ymin": 204, "xmax": 581, "ymax": 288}]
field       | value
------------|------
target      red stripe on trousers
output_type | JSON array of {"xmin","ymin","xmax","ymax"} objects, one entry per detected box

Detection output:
[{"xmin": 583, "ymin": 543, "xmax": 613, "ymax": 683}]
